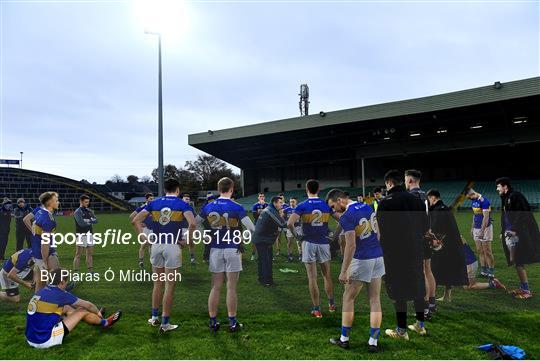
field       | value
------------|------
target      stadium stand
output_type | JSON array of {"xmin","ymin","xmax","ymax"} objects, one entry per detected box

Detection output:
[
  {"xmin": 236, "ymin": 180, "xmax": 540, "ymax": 211},
  {"xmin": 0, "ymin": 168, "xmax": 134, "ymax": 212}
]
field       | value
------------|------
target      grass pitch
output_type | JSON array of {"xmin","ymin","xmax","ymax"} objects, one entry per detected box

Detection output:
[{"xmin": 1, "ymin": 211, "xmax": 539, "ymax": 359}]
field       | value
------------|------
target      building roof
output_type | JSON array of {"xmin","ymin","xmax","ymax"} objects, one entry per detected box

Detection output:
[{"xmin": 189, "ymin": 77, "xmax": 539, "ymax": 144}]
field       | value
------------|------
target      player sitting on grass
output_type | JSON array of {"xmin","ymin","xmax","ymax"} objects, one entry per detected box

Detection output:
[
  {"xmin": 25, "ymin": 268, "xmax": 121, "ymax": 349},
  {"xmin": 0, "ymin": 248, "xmax": 34, "ymax": 303},
  {"xmin": 437, "ymin": 236, "xmax": 506, "ymax": 302}
]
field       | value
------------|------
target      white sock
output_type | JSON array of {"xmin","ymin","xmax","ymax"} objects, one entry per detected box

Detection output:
[
  {"xmin": 368, "ymin": 337, "xmax": 378, "ymax": 346},
  {"xmin": 151, "ymin": 316, "xmax": 158, "ymax": 321},
  {"xmin": 340, "ymin": 335, "xmax": 349, "ymax": 342}
]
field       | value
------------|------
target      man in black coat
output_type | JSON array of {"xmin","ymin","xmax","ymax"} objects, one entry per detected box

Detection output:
[
  {"xmin": 496, "ymin": 177, "xmax": 540, "ymax": 299},
  {"xmin": 377, "ymin": 170, "xmax": 430, "ymax": 340},
  {"xmin": 0, "ymin": 198, "xmax": 14, "ymax": 261},
  {"xmin": 13, "ymin": 198, "xmax": 33, "ymax": 251},
  {"xmin": 426, "ymin": 189, "xmax": 468, "ymax": 289}
]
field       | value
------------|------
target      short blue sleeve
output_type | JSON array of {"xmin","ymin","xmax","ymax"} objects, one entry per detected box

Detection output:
[
  {"xmin": 59, "ymin": 290, "xmax": 78, "ymax": 306},
  {"xmin": 15, "ymin": 251, "xmax": 32, "ymax": 270},
  {"xmin": 237, "ymin": 205, "xmax": 247, "ymax": 219},
  {"xmin": 199, "ymin": 204, "xmax": 208, "ymax": 219},
  {"xmin": 339, "ymin": 213, "xmax": 356, "ymax": 232},
  {"xmin": 481, "ymin": 198, "xmax": 490, "ymax": 210},
  {"xmin": 293, "ymin": 203, "xmax": 305, "ymax": 215}
]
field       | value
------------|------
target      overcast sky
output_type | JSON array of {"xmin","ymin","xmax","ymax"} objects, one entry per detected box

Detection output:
[{"xmin": 1, "ymin": 0, "xmax": 538, "ymax": 183}]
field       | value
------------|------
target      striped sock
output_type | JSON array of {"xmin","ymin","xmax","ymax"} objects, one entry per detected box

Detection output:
[
  {"xmin": 521, "ymin": 282, "xmax": 530, "ymax": 291},
  {"xmin": 369, "ymin": 327, "xmax": 380, "ymax": 345},
  {"xmin": 340, "ymin": 326, "xmax": 351, "ymax": 342},
  {"xmin": 162, "ymin": 316, "xmax": 169, "ymax": 325},
  {"xmin": 151, "ymin": 308, "xmax": 159, "ymax": 320},
  {"xmin": 228, "ymin": 316, "xmax": 237, "ymax": 326}
]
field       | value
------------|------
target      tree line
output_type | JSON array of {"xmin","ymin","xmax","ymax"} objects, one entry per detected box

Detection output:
[{"xmin": 106, "ymin": 155, "xmax": 241, "ymax": 194}]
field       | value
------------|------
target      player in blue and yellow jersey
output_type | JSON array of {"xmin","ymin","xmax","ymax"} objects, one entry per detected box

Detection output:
[
  {"xmin": 130, "ymin": 192, "xmax": 154, "ymax": 269},
  {"xmin": 32, "ymin": 192, "xmax": 61, "ymax": 292},
  {"xmin": 133, "ymin": 179, "xmax": 196, "ymax": 334},
  {"xmin": 0, "ymin": 248, "xmax": 34, "ymax": 303},
  {"xmin": 437, "ymin": 236, "xmax": 506, "ymax": 302},
  {"xmin": 287, "ymin": 179, "xmax": 340, "ymax": 318},
  {"xmin": 467, "ymin": 189, "xmax": 495, "ymax": 278},
  {"xmin": 283, "ymin": 197, "xmax": 302, "ymax": 262},
  {"xmin": 25, "ymin": 268, "xmax": 121, "ymax": 349},
  {"xmin": 326, "ymin": 189, "xmax": 384, "ymax": 352},
  {"xmin": 181, "ymin": 193, "xmax": 197, "ymax": 265},
  {"xmin": 196, "ymin": 177, "xmax": 255, "ymax": 332}
]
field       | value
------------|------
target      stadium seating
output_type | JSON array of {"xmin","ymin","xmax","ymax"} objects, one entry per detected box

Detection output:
[
  {"xmin": 236, "ymin": 180, "xmax": 540, "ymax": 210},
  {"xmin": 0, "ymin": 168, "xmax": 134, "ymax": 212}
]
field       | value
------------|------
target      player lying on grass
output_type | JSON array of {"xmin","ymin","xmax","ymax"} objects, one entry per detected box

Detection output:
[
  {"xmin": 437, "ymin": 236, "xmax": 506, "ymax": 302},
  {"xmin": 25, "ymin": 268, "xmax": 121, "ymax": 349},
  {"xmin": 0, "ymin": 248, "xmax": 34, "ymax": 303}
]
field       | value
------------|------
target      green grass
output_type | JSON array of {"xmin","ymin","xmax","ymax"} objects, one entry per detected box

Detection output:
[{"xmin": 1, "ymin": 212, "xmax": 539, "ymax": 359}]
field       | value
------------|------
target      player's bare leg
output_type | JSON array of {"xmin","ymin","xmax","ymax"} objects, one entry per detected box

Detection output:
[
  {"xmin": 138, "ymin": 242, "xmax": 149, "ymax": 268},
  {"xmin": 304, "ymin": 262, "xmax": 321, "ymax": 317},
  {"xmin": 225, "ymin": 271, "xmax": 242, "ymax": 331},
  {"xmin": 149, "ymin": 266, "xmax": 164, "ymax": 326},
  {"xmin": 319, "ymin": 261, "xmax": 335, "ymax": 312},
  {"xmin": 63, "ymin": 305, "xmax": 121, "ymax": 330},
  {"xmin": 286, "ymin": 236, "xmax": 295, "ymax": 262},
  {"xmin": 482, "ymin": 242, "xmax": 494, "ymax": 275},
  {"xmin": 423, "ymin": 259, "xmax": 436, "ymax": 317},
  {"xmin": 208, "ymin": 272, "xmax": 225, "ymax": 318},
  {"xmin": 159, "ymin": 267, "xmax": 178, "ymax": 332},
  {"xmin": 475, "ymin": 239, "xmax": 486, "ymax": 272},
  {"xmin": 48, "ymin": 254, "xmax": 60, "ymax": 270}
]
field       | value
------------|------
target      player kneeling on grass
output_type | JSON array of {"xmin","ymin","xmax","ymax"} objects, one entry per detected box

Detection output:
[
  {"xmin": 25, "ymin": 268, "xmax": 121, "ymax": 349},
  {"xmin": 438, "ymin": 236, "xmax": 506, "ymax": 302},
  {"xmin": 0, "ymin": 248, "xmax": 35, "ymax": 303},
  {"xmin": 326, "ymin": 189, "xmax": 384, "ymax": 352}
]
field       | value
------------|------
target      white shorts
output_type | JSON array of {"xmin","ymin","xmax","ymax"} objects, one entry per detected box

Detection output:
[
  {"xmin": 286, "ymin": 226, "xmax": 303, "ymax": 239},
  {"xmin": 0, "ymin": 269, "xmax": 17, "ymax": 292},
  {"xmin": 143, "ymin": 227, "xmax": 153, "ymax": 236},
  {"xmin": 209, "ymin": 248, "xmax": 242, "ymax": 273},
  {"xmin": 27, "ymin": 321, "xmax": 65, "ymax": 349},
  {"xmin": 76, "ymin": 234, "xmax": 94, "ymax": 248},
  {"xmin": 302, "ymin": 242, "xmax": 331, "ymax": 263},
  {"xmin": 348, "ymin": 257, "xmax": 385, "ymax": 282},
  {"xmin": 473, "ymin": 225, "xmax": 493, "ymax": 242},
  {"xmin": 150, "ymin": 243, "xmax": 181, "ymax": 269},
  {"xmin": 467, "ymin": 261, "xmax": 479, "ymax": 280}
]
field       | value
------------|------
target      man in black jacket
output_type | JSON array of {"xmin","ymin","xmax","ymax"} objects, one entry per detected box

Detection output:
[
  {"xmin": 0, "ymin": 198, "xmax": 13, "ymax": 261},
  {"xmin": 497, "ymin": 177, "xmax": 540, "ymax": 299},
  {"xmin": 13, "ymin": 198, "xmax": 33, "ymax": 251},
  {"xmin": 377, "ymin": 170, "xmax": 430, "ymax": 340},
  {"xmin": 252, "ymin": 196, "xmax": 287, "ymax": 286},
  {"xmin": 426, "ymin": 189, "xmax": 468, "ymax": 291}
]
